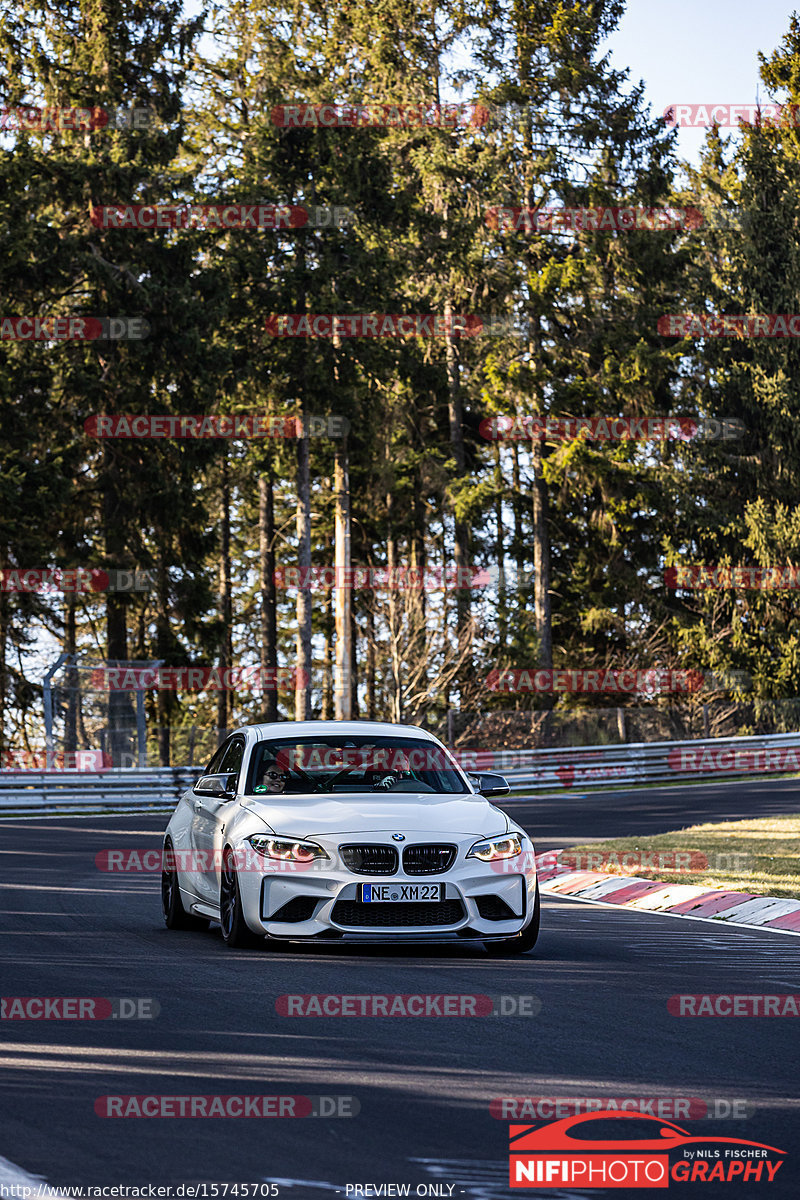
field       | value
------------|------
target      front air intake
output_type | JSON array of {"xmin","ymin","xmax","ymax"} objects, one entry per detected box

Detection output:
[
  {"xmin": 475, "ymin": 894, "xmax": 517, "ymax": 921},
  {"xmin": 269, "ymin": 896, "xmax": 319, "ymax": 922}
]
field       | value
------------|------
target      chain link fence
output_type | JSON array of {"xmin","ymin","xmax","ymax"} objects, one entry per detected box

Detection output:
[{"xmin": 14, "ymin": 653, "xmax": 800, "ymax": 767}]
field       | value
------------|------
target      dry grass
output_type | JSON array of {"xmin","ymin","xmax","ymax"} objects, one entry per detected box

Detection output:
[{"xmin": 562, "ymin": 816, "xmax": 800, "ymax": 899}]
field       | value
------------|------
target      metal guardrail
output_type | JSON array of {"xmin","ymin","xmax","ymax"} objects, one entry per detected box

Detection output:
[
  {"xmin": 491, "ymin": 730, "xmax": 800, "ymax": 793},
  {"xmin": 1, "ymin": 729, "xmax": 800, "ymax": 810},
  {"xmin": 0, "ymin": 766, "xmax": 199, "ymax": 810}
]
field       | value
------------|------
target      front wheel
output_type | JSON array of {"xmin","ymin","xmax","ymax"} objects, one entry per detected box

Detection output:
[
  {"xmin": 483, "ymin": 885, "xmax": 540, "ymax": 956},
  {"xmin": 162, "ymin": 840, "xmax": 209, "ymax": 931},
  {"xmin": 220, "ymin": 848, "xmax": 263, "ymax": 949}
]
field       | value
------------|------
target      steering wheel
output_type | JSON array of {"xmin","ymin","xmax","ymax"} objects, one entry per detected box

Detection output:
[
  {"xmin": 372, "ymin": 772, "xmax": 400, "ymax": 791},
  {"xmin": 326, "ymin": 764, "xmax": 359, "ymax": 788},
  {"xmin": 283, "ymin": 761, "xmax": 328, "ymax": 793}
]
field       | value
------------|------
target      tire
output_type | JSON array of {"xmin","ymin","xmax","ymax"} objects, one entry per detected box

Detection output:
[
  {"xmin": 483, "ymin": 884, "xmax": 540, "ymax": 956},
  {"xmin": 161, "ymin": 840, "xmax": 210, "ymax": 931},
  {"xmin": 220, "ymin": 847, "xmax": 263, "ymax": 949}
]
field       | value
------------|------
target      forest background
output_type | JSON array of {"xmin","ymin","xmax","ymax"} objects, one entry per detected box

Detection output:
[{"xmin": 3, "ymin": 0, "xmax": 800, "ymax": 764}]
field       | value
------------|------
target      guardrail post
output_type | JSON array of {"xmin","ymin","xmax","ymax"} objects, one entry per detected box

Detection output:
[{"xmin": 136, "ymin": 691, "xmax": 147, "ymax": 767}]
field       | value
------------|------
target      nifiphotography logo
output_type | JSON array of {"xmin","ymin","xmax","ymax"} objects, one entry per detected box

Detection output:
[{"xmin": 508, "ymin": 1110, "xmax": 785, "ymax": 1188}]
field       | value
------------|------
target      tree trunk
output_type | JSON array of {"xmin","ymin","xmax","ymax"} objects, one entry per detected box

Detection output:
[
  {"xmin": 511, "ymin": 439, "xmax": 525, "ymax": 604},
  {"xmin": 365, "ymin": 601, "xmax": 376, "ymax": 718},
  {"xmin": 217, "ymin": 454, "xmax": 232, "ymax": 738},
  {"xmin": 350, "ymin": 598, "xmax": 359, "ymax": 715},
  {"xmin": 444, "ymin": 300, "xmax": 471, "ymax": 693},
  {"xmin": 258, "ymin": 471, "xmax": 278, "ymax": 722},
  {"xmin": 295, "ymin": 408, "xmax": 313, "ymax": 720},
  {"xmin": 408, "ymin": 484, "xmax": 426, "ymax": 671},
  {"xmin": 493, "ymin": 441, "xmax": 508, "ymax": 644},
  {"xmin": 0, "ymin": 584, "xmax": 8, "ymax": 761},
  {"xmin": 531, "ymin": 436, "xmax": 553, "ymax": 744},
  {"xmin": 531, "ymin": 437, "xmax": 552, "ymax": 670},
  {"xmin": 321, "ymin": 589, "xmax": 333, "ymax": 719},
  {"xmin": 386, "ymin": 483, "xmax": 402, "ymax": 723},
  {"xmin": 104, "ymin": 466, "xmax": 134, "ymax": 766},
  {"xmin": 64, "ymin": 595, "xmax": 77, "ymax": 760},
  {"xmin": 105, "ymin": 593, "xmax": 130, "ymax": 764},
  {"xmin": 439, "ymin": 496, "xmax": 450, "ymax": 713},
  {"xmin": 156, "ymin": 552, "xmax": 172, "ymax": 765},
  {"xmin": 334, "ymin": 437, "xmax": 352, "ymax": 718}
]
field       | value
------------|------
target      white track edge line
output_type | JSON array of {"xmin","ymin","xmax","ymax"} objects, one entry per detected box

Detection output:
[{"xmin": 541, "ymin": 887, "xmax": 800, "ymax": 937}]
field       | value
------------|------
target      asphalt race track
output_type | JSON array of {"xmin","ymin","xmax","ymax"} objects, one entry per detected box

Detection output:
[{"xmin": 1, "ymin": 776, "xmax": 799, "ymax": 1198}]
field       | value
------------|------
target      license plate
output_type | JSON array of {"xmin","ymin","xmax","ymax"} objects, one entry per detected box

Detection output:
[{"xmin": 361, "ymin": 883, "xmax": 443, "ymax": 903}]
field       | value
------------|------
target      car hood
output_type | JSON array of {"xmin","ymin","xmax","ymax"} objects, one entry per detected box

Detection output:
[{"xmin": 241, "ymin": 792, "xmax": 509, "ymax": 838}]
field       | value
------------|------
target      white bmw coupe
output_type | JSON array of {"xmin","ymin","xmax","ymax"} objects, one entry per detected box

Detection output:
[{"xmin": 161, "ymin": 720, "xmax": 539, "ymax": 954}]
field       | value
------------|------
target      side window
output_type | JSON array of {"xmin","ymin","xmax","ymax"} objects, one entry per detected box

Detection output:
[
  {"xmin": 204, "ymin": 740, "xmax": 230, "ymax": 775},
  {"xmin": 218, "ymin": 737, "xmax": 245, "ymax": 784}
]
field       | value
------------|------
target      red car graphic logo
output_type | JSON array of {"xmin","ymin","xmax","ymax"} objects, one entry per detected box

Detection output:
[
  {"xmin": 510, "ymin": 1111, "xmax": 785, "ymax": 1154},
  {"xmin": 509, "ymin": 1110, "xmax": 786, "ymax": 1189}
]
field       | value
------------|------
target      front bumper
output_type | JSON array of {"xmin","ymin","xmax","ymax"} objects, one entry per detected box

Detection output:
[{"xmin": 235, "ymin": 843, "xmax": 538, "ymax": 942}]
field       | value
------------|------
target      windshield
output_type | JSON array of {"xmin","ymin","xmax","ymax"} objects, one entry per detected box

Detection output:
[{"xmin": 246, "ymin": 735, "xmax": 470, "ymax": 796}]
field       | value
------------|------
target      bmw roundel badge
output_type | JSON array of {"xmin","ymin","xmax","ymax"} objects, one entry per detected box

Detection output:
[{"xmin": 392, "ymin": 833, "xmax": 405, "ymax": 842}]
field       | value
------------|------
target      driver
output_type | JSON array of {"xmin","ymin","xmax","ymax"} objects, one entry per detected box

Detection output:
[
  {"xmin": 372, "ymin": 748, "xmax": 413, "ymax": 790},
  {"xmin": 254, "ymin": 758, "xmax": 288, "ymax": 793}
]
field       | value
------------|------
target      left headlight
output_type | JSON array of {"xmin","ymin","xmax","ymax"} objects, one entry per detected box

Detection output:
[
  {"xmin": 248, "ymin": 835, "xmax": 330, "ymax": 863},
  {"xmin": 467, "ymin": 833, "xmax": 524, "ymax": 862}
]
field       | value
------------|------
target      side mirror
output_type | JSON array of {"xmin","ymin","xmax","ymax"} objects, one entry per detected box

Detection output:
[
  {"xmin": 468, "ymin": 771, "xmax": 510, "ymax": 798},
  {"xmin": 193, "ymin": 772, "xmax": 237, "ymax": 799}
]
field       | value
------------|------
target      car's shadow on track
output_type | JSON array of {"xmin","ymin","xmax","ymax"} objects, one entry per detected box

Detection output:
[{"xmin": 153, "ymin": 920, "xmax": 536, "ymax": 959}]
